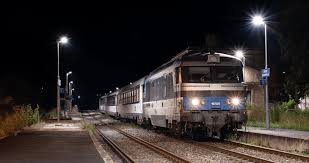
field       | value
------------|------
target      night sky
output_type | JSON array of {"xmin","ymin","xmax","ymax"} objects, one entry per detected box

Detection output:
[{"xmin": 1, "ymin": 1, "xmax": 308, "ymax": 110}]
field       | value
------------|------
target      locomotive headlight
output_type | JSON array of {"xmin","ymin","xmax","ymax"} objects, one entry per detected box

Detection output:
[
  {"xmin": 191, "ymin": 98, "xmax": 200, "ymax": 106},
  {"xmin": 231, "ymin": 97, "xmax": 241, "ymax": 106}
]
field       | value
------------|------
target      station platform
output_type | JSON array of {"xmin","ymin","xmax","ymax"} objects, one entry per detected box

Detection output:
[
  {"xmin": 239, "ymin": 127, "xmax": 309, "ymax": 140},
  {"xmin": 0, "ymin": 122, "xmax": 104, "ymax": 163}
]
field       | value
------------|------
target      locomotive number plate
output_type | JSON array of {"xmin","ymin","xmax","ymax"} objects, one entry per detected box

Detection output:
[{"xmin": 211, "ymin": 102, "xmax": 220, "ymax": 106}]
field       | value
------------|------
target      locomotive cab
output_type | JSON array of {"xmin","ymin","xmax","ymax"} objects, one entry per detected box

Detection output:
[{"xmin": 178, "ymin": 52, "xmax": 247, "ymax": 138}]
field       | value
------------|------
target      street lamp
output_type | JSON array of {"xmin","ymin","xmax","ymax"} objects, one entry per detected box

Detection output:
[
  {"xmin": 66, "ymin": 71, "xmax": 72, "ymax": 96},
  {"xmin": 251, "ymin": 15, "xmax": 270, "ymax": 129},
  {"xmin": 234, "ymin": 50, "xmax": 245, "ymax": 82},
  {"xmin": 69, "ymin": 81, "xmax": 74, "ymax": 112},
  {"xmin": 65, "ymin": 71, "xmax": 72, "ymax": 114},
  {"xmin": 56, "ymin": 36, "xmax": 69, "ymax": 122},
  {"xmin": 235, "ymin": 50, "xmax": 244, "ymax": 58},
  {"xmin": 71, "ymin": 88, "xmax": 75, "ymax": 95}
]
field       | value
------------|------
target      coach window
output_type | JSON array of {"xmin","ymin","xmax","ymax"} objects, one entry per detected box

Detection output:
[
  {"xmin": 132, "ymin": 89, "xmax": 134, "ymax": 103},
  {"xmin": 130, "ymin": 91, "xmax": 132, "ymax": 103},
  {"xmin": 127, "ymin": 92, "xmax": 129, "ymax": 104},
  {"xmin": 124, "ymin": 93, "xmax": 126, "ymax": 104},
  {"xmin": 124, "ymin": 93, "xmax": 127, "ymax": 104},
  {"xmin": 136, "ymin": 88, "xmax": 138, "ymax": 102},
  {"xmin": 119, "ymin": 93, "xmax": 122, "ymax": 104},
  {"xmin": 133, "ymin": 88, "xmax": 136, "ymax": 102},
  {"xmin": 121, "ymin": 94, "xmax": 123, "ymax": 104}
]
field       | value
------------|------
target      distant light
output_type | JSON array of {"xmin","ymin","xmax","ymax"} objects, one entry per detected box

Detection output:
[
  {"xmin": 252, "ymin": 15, "xmax": 265, "ymax": 26},
  {"xmin": 116, "ymin": 87, "xmax": 119, "ymax": 90},
  {"xmin": 78, "ymin": 95, "xmax": 81, "ymax": 99},
  {"xmin": 235, "ymin": 50, "xmax": 244, "ymax": 58},
  {"xmin": 109, "ymin": 91, "xmax": 112, "ymax": 93},
  {"xmin": 130, "ymin": 82, "xmax": 133, "ymax": 85},
  {"xmin": 282, "ymin": 71, "xmax": 286, "ymax": 74},
  {"xmin": 59, "ymin": 36, "xmax": 68, "ymax": 44},
  {"xmin": 70, "ymin": 81, "xmax": 73, "ymax": 84}
]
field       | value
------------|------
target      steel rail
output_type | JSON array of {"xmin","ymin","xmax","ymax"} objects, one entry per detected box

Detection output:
[
  {"xmin": 199, "ymin": 143, "xmax": 275, "ymax": 163},
  {"xmin": 109, "ymin": 126, "xmax": 191, "ymax": 163},
  {"xmin": 96, "ymin": 128, "xmax": 135, "ymax": 163},
  {"xmin": 225, "ymin": 140, "xmax": 309, "ymax": 162}
]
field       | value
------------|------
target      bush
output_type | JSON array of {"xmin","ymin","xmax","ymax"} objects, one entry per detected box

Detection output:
[
  {"xmin": 45, "ymin": 108, "xmax": 57, "ymax": 119},
  {"xmin": 0, "ymin": 105, "xmax": 40, "ymax": 138},
  {"xmin": 278, "ymin": 99, "xmax": 297, "ymax": 111},
  {"xmin": 247, "ymin": 101, "xmax": 309, "ymax": 131}
]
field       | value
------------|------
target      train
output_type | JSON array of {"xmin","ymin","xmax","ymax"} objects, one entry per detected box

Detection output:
[{"xmin": 99, "ymin": 49, "xmax": 248, "ymax": 139}]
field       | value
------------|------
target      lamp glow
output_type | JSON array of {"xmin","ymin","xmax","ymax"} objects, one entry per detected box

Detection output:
[
  {"xmin": 235, "ymin": 50, "xmax": 244, "ymax": 58},
  {"xmin": 252, "ymin": 15, "xmax": 265, "ymax": 26},
  {"xmin": 59, "ymin": 36, "xmax": 68, "ymax": 44}
]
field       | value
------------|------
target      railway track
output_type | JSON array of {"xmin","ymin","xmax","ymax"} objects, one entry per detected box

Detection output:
[
  {"xmin": 224, "ymin": 140, "xmax": 309, "ymax": 162},
  {"xmin": 96, "ymin": 127, "xmax": 135, "ymax": 163},
  {"xmin": 87, "ymin": 112, "xmax": 309, "ymax": 163},
  {"xmin": 199, "ymin": 142, "xmax": 275, "ymax": 163},
  {"xmin": 96, "ymin": 125, "xmax": 190, "ymax": 163}
]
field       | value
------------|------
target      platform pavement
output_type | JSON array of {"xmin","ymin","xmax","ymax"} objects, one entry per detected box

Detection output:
[
  {"xmin": 239, "ymin": 126, "xmax": 309, "ymax": 140},
  {"xmin": 0, "ymin": 122, "xmax": 104, "ymax": 163}
]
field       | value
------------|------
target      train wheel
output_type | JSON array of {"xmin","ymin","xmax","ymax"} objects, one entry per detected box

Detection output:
[
  {"xmin": 171, "ymin": 122, "xmax": 184, "ymax": 138},
  {"xmin": 219, "ymin": 126, "xmax": 228, "ymax": 140}
]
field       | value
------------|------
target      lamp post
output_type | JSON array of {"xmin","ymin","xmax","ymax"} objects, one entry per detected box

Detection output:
[
  {"xmin": 69, "ymin": 81, "xmax": 73, "ymax": 111},
  {"xmin": 252, "ymin": 15, "xmax": 270, "ymax": 129},
  {"xmin": 235, "ymin": 50, "xmax": 245, "ymax": 81},
  {"xmin": 66, "ymin": 71, "xmax": 72, "ymax": 97},
  {"xmin": 65, "ymin": 71, "xmax": 72, "ymax": 117},
  {"xmin": 70, "ymin": 88, "xmax": 75, "ymax": 96},
  {"xmin": 56, "ymin": 36, "xmax": 68, "ymax": 122}
]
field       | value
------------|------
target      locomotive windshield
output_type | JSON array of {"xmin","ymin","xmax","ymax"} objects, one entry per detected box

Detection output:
[{"xmin": 182, "ymin": 66, "xmax": 243, "ymax": 83}]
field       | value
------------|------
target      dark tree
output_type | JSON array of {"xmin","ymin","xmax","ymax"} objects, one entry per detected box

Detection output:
[{"xmin": 278, "ymin": 2, "xmax": 309, "ymax": 102}]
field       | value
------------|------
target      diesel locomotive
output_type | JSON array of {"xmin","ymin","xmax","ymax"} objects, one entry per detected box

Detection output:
[{"xmin": 100, "ymin": 49, "xmax": 248, "ymax": 138}]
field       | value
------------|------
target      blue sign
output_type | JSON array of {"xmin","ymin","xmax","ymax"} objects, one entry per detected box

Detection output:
[
  {"xmin": 260, "ymin": 79, "xmax": 267, "ymax": 85},
  {"xmin": 261, "ymin": 68, "xmax": 270, "ymax": 78}
]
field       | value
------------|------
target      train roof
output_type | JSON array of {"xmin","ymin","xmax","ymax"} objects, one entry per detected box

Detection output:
[
  {"xmin": 102, "ymin": 48, "xmax": 245, "ymax": 96},
  {"xmin": 118, "ymin": 76, "xmax": 146, "ymax": 92},
  {"xmin": 150, "ymin": 48, "xmax": 242, "ymax": 75}
]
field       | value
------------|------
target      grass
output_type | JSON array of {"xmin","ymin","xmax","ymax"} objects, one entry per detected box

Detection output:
[
  {"xmin": 246, "ymin": 101, "xmax": 309, "ymax": 131},
  {"xmin": 0, "ymin": 105, "xmax": 40, "ymax": 138},
  {"xmin": 81, "ymin": 119, "xmax": 95, "ymax": 132}
]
